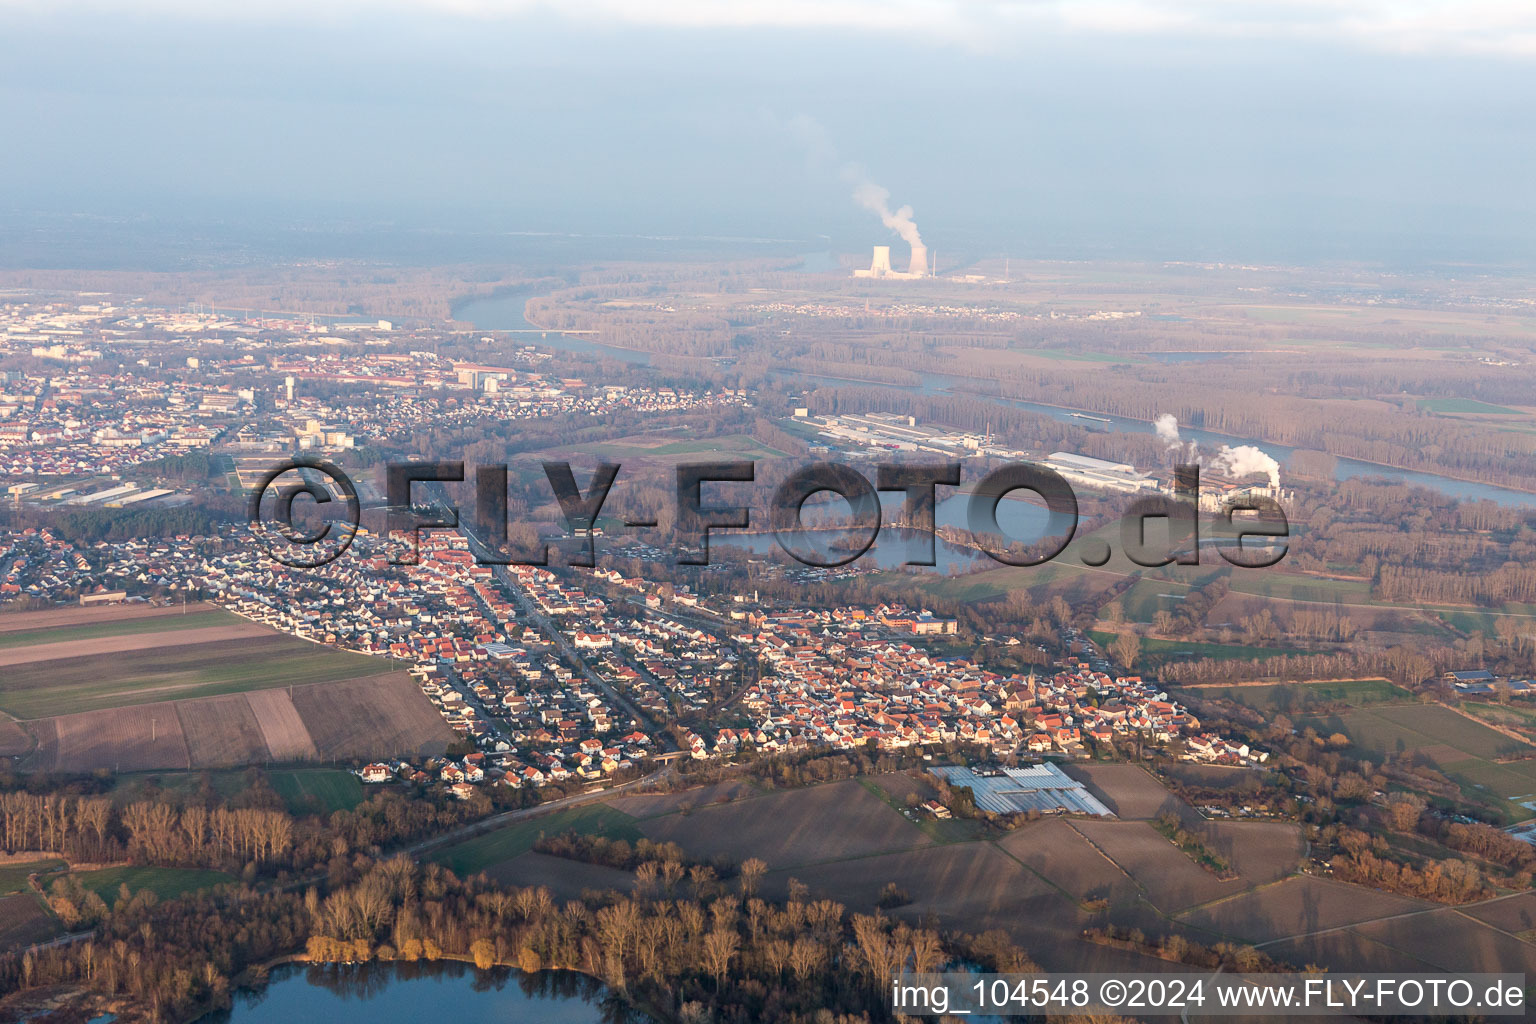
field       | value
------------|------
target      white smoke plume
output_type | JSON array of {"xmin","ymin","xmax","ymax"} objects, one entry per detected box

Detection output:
[
  {"xmin": 1209, "ymin": 444, "xmax": 1281, "ymax": 489},
  {"xmin": 1153, "ymin": 413, "xmax": 1182, "ymax": 449},
  {"xmin": 1152, "ymin": 412, "xmax": 1197, "ymax": 461},
  {"xmin": 784, "ymin": 114, "xmax": 927, "ymax": 275},
  {"xmin": 852, "ymin": 181, "xmax": 926, "ymax": 270},
  {"xmin": 1153, "ymin": 412, "xmax": 1279, "ymax": 487}
]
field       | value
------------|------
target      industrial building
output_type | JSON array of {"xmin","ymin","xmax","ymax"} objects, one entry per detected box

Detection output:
[
  {"xmin": 929, "ymin": 763, "xmax": 1113, "ymax": 817},
  {"xmin": 1042, "ymin": 451, "xmax": 1159, "ymax": 494},
  {"xmin": 1196, "ymin": 479, "xmax": 1293, "ymax": 513},
  {"xmin": 811, "ymin": 412, "xmax": 1030, "ymax": 461}
]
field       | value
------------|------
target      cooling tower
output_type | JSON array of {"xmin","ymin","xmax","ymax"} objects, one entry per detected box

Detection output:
[
  {"xmin": 907, "ymin": 243, "xmax": 928, "ymax": 277},
  {"xmin": 853, "ymin": 243, "xmax": 926, "ymax": 280}
]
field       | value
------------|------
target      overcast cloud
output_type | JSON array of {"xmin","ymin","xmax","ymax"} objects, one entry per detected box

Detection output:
[{"xmin": 2, "ymin": 1, "xmax": 1533, "ymax": 266}]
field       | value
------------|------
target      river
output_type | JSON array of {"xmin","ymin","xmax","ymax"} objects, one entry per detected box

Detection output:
[
  {"xmin": 452, "ymin": 289, "xmax": 652, "ymax": 366},
  {"xmin": 452, "ymin": 290, "xmax": 1536, "ymax": 508},
  {"xmin": 205, "ymin": 962, "xmax": 646, "ymax": 1024}
]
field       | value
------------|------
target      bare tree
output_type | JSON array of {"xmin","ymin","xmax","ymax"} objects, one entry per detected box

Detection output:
[
  {"xmin": 700, "ymin": 929, "xmax": 739, "ymax": 987},
  {"xmin": 1109, "ymin": 633, "xmax": 1140, "ymax": 671},
  {"xmin": 738, "ymin": 857, "xmax": 767, "ymax": 897}
]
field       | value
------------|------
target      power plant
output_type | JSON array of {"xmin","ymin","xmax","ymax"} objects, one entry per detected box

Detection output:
[
  {"xmin": 853, "ymin": 243, "xmax": 929, "ymax": 280},
  {"xmin": 850, "ymin": 179, "xmax": 929, "ymax": 279}
]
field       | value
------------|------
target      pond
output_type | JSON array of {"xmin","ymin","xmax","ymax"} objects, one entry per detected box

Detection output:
[{"xmin": 205, "ymin": 961, "xmax": 648, "ymax": 1024}]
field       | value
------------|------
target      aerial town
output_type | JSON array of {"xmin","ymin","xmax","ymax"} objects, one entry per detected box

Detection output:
[
  {"xmin": 6, "ymin": 5, "xmax": 1536, "ymax": 1019},
  {"xmin": 5, "ymin": 274, "xmax": 1536, "ymax": 1021},
  {"xmin": 0, "ymin": 294, "xmax": 1273, "ymax": 802}
]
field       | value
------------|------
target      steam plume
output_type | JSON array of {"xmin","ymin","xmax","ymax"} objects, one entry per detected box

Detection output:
[
  {"xmin": 1153, "ymin": 413, "xmax": 1181, "ymax": 448},
  {"xmin": 852, "ymin": 181, "xmax": 927, "ymax": 275},
  {"xmin": 1152, "ymin": 412, "xmax": 1196, "ymax": 461},
  {"xmin": 781, "ymin": 116, "xmax": 928, "ymax": 276},
  {"xmin": 1209, "ymin": 445, "xmax": 1281, "ymax": 489},
  {"xmin": 1153, "ymin": 412, "xmax": 1279, "ymax": 488}
]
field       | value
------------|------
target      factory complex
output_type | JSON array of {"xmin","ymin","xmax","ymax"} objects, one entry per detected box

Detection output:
[
  {"xmin": 799, "ymin": 409, "xmax": 1296, "ymax": 527},
  {"xmin": 804, "ymin": 411, "xmax": 1159, "ymax": 495}
]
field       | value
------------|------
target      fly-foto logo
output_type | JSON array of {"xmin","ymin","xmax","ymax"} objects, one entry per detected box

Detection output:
[{"xmin": 248, "ymin": 459, "xmax": 1288, "ymax": 570}]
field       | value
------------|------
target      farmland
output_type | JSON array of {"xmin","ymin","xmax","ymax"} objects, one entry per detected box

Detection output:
[
  {"xmin": 1178, "ymin": 875, "xmax": 1429, "ymax": 944},
  {"xmin": 0, "ymin": 603, "xmax": 384, "ymax": 721},
  {"xmin": 0, "ymin": 894, "xmax": 59, "ymax": 949},
  {"xmin": 605, "ymin": 779, "xmax": 760, "ymax": 818},
  {"xmin": 23, "ymin": 671, "xmax": 452, "ymax": 771},
  {"xmin": 287, "ymin": 674, "xmax": 454, "ymax": 760},
  {"xmin": 0, "ymin": 634, "xmax": 384, "ymax": 721},
  {"xmin": 0, "ymin": 716, "xmax": 30, "ymax": 759},
  {"xmin": 0, "ymin": 602, "xmax": 226, "ymax": 636},
  {"xmin": 635, "ymin": 779, "xmax": 932, "ymax": 868},
  {"xmin": 1065, "ymin": 763, "xmax": 1195, "ymax": 821},
  {"xmin": 772, "ymin": 842, "xmax": 1061, "ymax": 940},
  {"xmin": 466, "ymin": 772, "xmax": 1346, "ymax": 974},
  {"xmin": 482, "ymin": 851, "xmax": 639, "ymax": 898},
  {"xmin": 0, "ymin": 606, "xmax": 234, "ymax": 650},
  {"xmin": 997, "ymin": 818, "xmax": 1139, "ymax": 904},
  {"xmin": 1071, "ymin": 818, "xmax": 1242, "ymax": 911}
]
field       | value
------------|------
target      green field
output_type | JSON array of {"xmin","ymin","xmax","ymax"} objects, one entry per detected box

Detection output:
[
  {"xmin": 0, "ymin": 859, "xmax": 64, "ymax": 895},
  {"xmin": 110, "ymin": 767, "xmax": 365, "ymax": 812},
  {"xmin": 0, "ymin": 609, "xmax": 234, "ymax": 650},
  {"xmin": 1435, "ymin": 607, "xmax": 1536, "ymax": 636},
  {"xmin": 1417, "ymin": 397, "xmax": 1519, "ymax": 415},
  {"xmin": 1107, "ymin": 579, "xmax": 1193, "ymax": 624},
  {"xmin": 574, "ymin": 433, "xmax": 789, "ymax": 460},
  {"xmin": 1462, "ymin": 701, "xmax": 1536, "ymax": 732},
  {"xmin": 1304, "ymin": 703, "xmax": 1536, "ymax": 820},
  {"xmin": 268, "ymin": 769, "xmax": 365, "ymax": 814},
  {"xmin": 73, "ymin": 866, "xmax": 234, "ymax": 904},
  {"xmin": 1177, "ymin": 679, "xmax": 1409, "ymax": 714},
  {"xmin": 856, "ymin": 779, "xmax": 984, "ymax": 844},
  {"xmin": 1089, "ymin": 630, "xmax": 1309, "ymax": 664},
  {"xmin": 1226, "ymin": 574, "xmax": 1372, "ymax": 603},
  {"xmin": 111, "ymin": 769, "xmax": 258, "ymax": 804},
  {"xmin": 0, "ymin": 635, "xmax": 383, "ymax": 719},
  {"xmin": 431, "ymin": 803, "xmax": 642, "ymax": 877}
]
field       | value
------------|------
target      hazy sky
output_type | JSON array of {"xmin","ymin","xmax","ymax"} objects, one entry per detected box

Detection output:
[{"xmin": 3, "ymin": 1, "xmax": 1535, "ymax": 266}]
